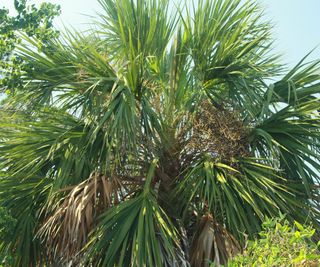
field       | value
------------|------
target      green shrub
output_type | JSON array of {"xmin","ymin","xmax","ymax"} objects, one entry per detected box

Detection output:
[{"xmin": 228, "ymin": 216, "xmax": 320, "ymax": 267}]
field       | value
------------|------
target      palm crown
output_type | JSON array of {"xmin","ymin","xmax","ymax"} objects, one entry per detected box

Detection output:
[{"xmin": 1, "ymin": 0, "xmax": 320, "ymax": 266}]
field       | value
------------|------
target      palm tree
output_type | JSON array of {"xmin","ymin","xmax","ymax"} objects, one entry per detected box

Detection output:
[{"xmin": 1, "ymin": 0, "xmax": 320, "ymax": 266}]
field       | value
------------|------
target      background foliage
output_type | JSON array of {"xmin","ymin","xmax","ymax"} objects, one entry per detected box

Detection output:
[{"xmin": 0, "ymin": 0, "xmax": 60, "ymax": 92}]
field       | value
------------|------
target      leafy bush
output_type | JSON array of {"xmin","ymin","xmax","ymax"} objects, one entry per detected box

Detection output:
[{"xmin": 228, "ymin": 217, "xmax": 320, "ymax": 266}]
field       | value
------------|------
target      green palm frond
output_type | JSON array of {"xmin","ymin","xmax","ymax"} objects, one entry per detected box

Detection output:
[
  {"xmin": 0, "ymin": 109, "xmax": 91, "ymax": 186},
  {"xmin": 271, "ymin": 55, "xmax": 320, "ymax": 105},
  {"xmin": 177, "ymin": 157, "xmax": 312, "ymax": 240},
  {"xmin": 10, "ymin": 33, "xmax": 117, "ymax": 114},
  {"xmin": 182, "ymin": 0, "xmax": 281, "ymax": 117},
  {"xmin": 0, "ymin": 173, "xmax": 51, "ymax": 266},
  {"xmin": 84, "ymin": 161, "xmax": 181, "ymax": 266},
  {"xmin": 251, "ymin": 99, "xmax": 320, "ymax": 195}
]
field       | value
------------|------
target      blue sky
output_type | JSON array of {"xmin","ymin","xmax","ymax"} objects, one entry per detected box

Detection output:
[
  {"xmin": 1, "ymin": 0, "xmax": 320, "ymax": 66},
  {"xmin": 259, "ymin": 0, "xmax": 320, "ymax": 65}
]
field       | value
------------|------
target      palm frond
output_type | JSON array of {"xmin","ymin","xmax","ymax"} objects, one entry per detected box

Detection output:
[
  {"xmin": 182, "ymin": 0, "xmax": 281, "ymax": 117},
  {"xmin": 271, "ymin": 55, "xmax": 320, "ymax": 105},
  {"xmin": 97, "ymin": 0, "xmax": 177, "ymax": 97},
  {"xmin": 38, "ymin": 173, "xmax": 124, "ymax": 264},
  {"xmin": 0, "ymin": 173, "xmax": 51, "ymax": 267},
  {"xmin": 251, "ymin": 99, "xmax": 320, "ymax": 195},
  {"xmin": 177, "ymin": 156, "xmax": 314, "ymax": 242},
  {"xmin": 84, "ymin": 161, "xmax": 182, "ymax": 266},
  {"xmin": 10, "ymin": 32, "xmax": 117, "ymax": 115}
]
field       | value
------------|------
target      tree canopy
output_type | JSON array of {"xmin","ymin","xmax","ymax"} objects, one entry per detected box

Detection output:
[
  {"xmin": 0, "ymin": 0, "xmax": 60, "ymax": 93},
  {"xmin": 0, "ymin": 0, "xmax": 320, "ymax": 266}
]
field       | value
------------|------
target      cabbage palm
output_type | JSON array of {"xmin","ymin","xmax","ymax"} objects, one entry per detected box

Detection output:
[{"xmin": 1, "ymin": 0, "xmax": 320, "ymax": 266}]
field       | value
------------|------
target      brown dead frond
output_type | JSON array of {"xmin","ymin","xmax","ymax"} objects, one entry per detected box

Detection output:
[
  {"xmin": 38, "ymin": 173, "xmax": 123, "ymax": 263},
  {"xmin": 190, "ymin": 213, "xmax": 241, "ymax": 267}
]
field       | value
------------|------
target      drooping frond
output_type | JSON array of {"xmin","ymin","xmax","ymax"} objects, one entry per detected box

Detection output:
[{"xmin": 38, "ymin": 174, "xmax": 124, "ymax": 263}]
